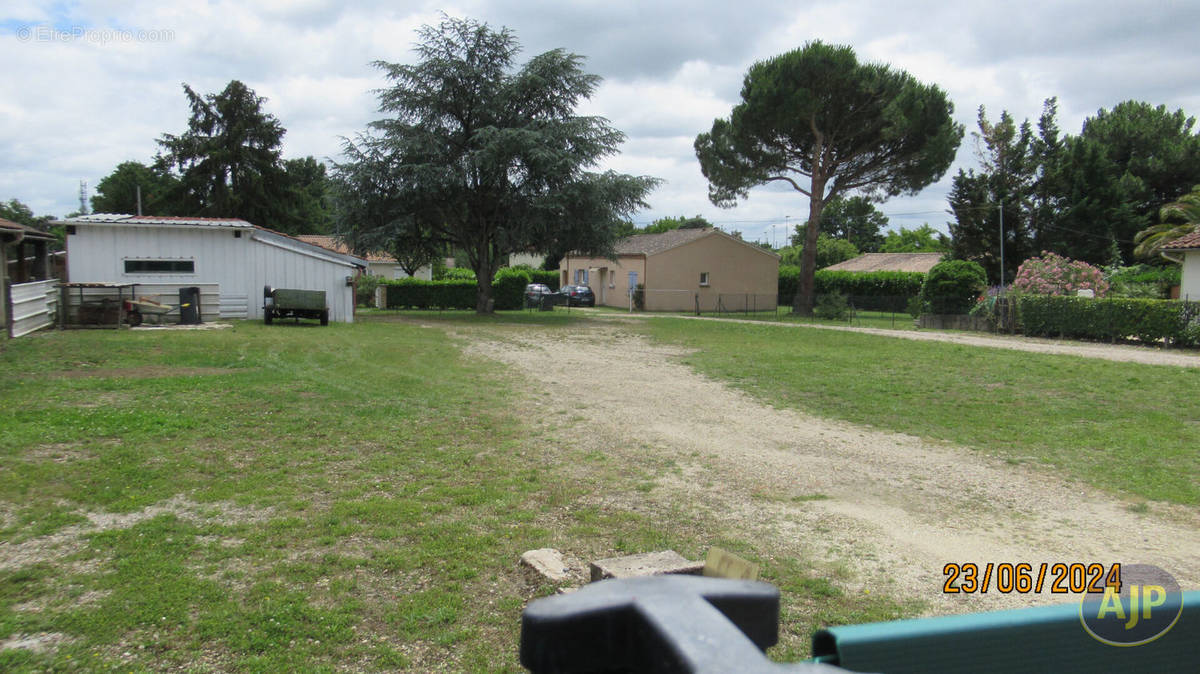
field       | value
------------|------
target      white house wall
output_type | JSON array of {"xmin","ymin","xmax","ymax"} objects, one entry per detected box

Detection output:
[
  {"xmin": 67, "ymin": 225, "xmax": 357, "ymax": 322},
  {"xmin": 1182, "ymin": 251, "xmax": 1200, "ymax": 302}
]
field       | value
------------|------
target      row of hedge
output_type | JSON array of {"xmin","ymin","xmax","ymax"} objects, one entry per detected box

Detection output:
[
  {"xmin": 778, "ymin": 266, "xmax": 926, "ymax": 310},
  {"xmin": 380, "ymin": 268, "xmax": 531, "ymax": 310},
  {"xmin": 525, "ymin": 268, "xmax": 560, "ymax": 291},
  {"xmin": 435, "ymin": 266, "xmax": 560, "ymax": 291},
  {"xmin": 1018, "ymin": 295, "xmax": 1200, "ymax": 346}
]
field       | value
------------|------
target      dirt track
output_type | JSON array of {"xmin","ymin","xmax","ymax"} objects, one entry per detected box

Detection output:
[{"xmin": 463, "ymin": 319, "xmax": 1200, "ymax": 615}]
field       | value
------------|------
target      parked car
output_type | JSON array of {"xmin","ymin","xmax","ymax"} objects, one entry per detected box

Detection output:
[
  {"xmin": 559, "ymin": 284, "xmax": 596, "ymax": 307},
  {"xmin": 524, "ymin": 283, "xmax": 555, "ymax": 307}
]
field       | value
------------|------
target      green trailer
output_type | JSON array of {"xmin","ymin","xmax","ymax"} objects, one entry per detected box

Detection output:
[{"xmin": 264, "ymin": 286, "xmax": 329, "ymax": 325}]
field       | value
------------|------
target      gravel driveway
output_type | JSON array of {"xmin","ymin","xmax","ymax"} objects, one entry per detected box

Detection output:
[{"xmin": 463, "ymin": 318, "xmax": 1200, "ymax": 615}]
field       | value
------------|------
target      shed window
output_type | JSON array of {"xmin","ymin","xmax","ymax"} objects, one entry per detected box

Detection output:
[
  {"xmin": 699, "ymin": 272, "xmax": 710, "ymax": 286},
  {"xmin": 124, "ymin": 259, "xmax": 195, "ymax": 274}
]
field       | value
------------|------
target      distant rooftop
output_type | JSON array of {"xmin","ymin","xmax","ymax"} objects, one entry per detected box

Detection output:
[
  {"xmin": 296, "ymin": 235, "xmax": 396, "ymax": 263},
  {"xmin": 823, "ymin": 252, "xmax": 944, "ymax": 273},
  {"xmin": 0, "ymin": 217, "xmax": 56, "ymax": 240}
]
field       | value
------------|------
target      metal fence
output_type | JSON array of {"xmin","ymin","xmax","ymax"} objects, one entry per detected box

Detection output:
[
  {"xmin": 697, "ymin": 293, "xmax": 919, "ymax": 330},
  {"xmin": 693, "ymin": 293, "xmax": 1200, "ymax": 346},
  {"xmin": 7, "ymin": 279, "xmax": 58, "ymax": 338}
]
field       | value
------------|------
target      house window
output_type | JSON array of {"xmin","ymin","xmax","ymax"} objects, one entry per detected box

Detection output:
[
  {"xmin": 124, "ymin": 259, "xmax": 195, "ymax": 274},
  {"xmin": 574, "ymin": 268, "xmax": 589, "ymax": 285},
  {"xmin": 699, "ymin": 272, "xmax": 710, "ymax": 286}
]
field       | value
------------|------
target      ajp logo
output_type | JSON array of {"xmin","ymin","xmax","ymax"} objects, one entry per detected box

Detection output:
[{"xmin": 1079, "ymin": 564, "xmax": 1183, "ymax": 646}]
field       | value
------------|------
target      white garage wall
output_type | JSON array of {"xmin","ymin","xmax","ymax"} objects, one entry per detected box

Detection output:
[{"xmin": 66, "ymin": 223, "xmax": 360, "ymax": 322}]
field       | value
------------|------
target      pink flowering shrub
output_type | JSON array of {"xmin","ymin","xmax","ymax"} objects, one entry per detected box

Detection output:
[{"xmin": 1012, "ymin": 252, "xmax": 1109, "ymax": 297}]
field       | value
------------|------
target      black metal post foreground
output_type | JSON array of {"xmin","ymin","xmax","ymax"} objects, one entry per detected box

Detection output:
[{"xmin": 519, "ymin": 575, "xmax": 847, "ymax": 673}]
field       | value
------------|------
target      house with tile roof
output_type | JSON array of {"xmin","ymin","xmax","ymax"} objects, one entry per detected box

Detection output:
[
  {"xmin": 559, "ymin": 228, "xmax": 780, "ymax": 312},
  {"xmin": 822, "ymin": 252, "xmax": 944, "ymax": 274},
  {"xmin": 295, "ymin": 235, "xmax": 432, "ymax": 280},
  {"xmin": 1161, "ymin": 231, "xmax": 1200, "ymax": 301},
  {"xmin": 56, "ymin": 214, "xmax": 366, "ymax": 323}
]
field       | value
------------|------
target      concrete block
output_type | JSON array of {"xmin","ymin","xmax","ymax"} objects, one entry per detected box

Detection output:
[
  {"xmin": 589, "ymin": 550, "xmax": 704, "ymax": 583},
  {"xmin": 521, "ymin": 548, "xmax": 572, "ymax": 583}
]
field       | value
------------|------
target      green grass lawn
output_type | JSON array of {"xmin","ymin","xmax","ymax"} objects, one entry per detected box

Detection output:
[
  {"xmin": 0, "ymin": 316, "xmax": 911, "ymax": 671},
  {"xmin": 680, "ymin": 308, "xmax": 917, "ymax": 331},
  {"xmin": 638, "ymin": 317, "xmax": 1200, "ymax": 506}
]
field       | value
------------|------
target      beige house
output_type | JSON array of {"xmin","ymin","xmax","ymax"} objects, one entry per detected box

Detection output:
[{"xmin": 560, "ymin": 228, "xmax": 780, "ymax": 312}]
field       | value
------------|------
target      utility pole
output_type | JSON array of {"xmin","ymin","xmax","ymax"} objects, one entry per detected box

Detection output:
[{"xmin": 998, "ymin": 199, "xmax": 1005, "ymax": 289}]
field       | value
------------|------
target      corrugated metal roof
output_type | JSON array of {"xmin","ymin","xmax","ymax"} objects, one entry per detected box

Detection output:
[
  {"xmin": 1162, "ymin": 231, "xmax": 1200, "ymax": 250},
  {"xmin": 0, "ymin": 217, "xmax": 56, "ymax": 240},
  {"xmin": 296, "ymin": 235, "xmax": 396, "ymax": 263},
  {"xmin": 56, "ymin": 213, "xmax": 366, "ymax": 267},
  {"xmin": 823, "ymin": 253, "xmax": 944, "ymax": 273},
  {"xmin": 60, "ymin": 213, "xmax": 253, "ymax": 226}
]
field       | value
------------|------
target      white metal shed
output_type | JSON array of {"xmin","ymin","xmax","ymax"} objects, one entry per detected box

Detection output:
[{"xmin": 57, "ymin": 214, "xmax": 366, "ymax": 323}]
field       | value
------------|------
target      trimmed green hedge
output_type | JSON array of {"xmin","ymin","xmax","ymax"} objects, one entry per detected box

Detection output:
[
  {"xmin": 1019, "ymin": 295, "xmax": 1200, "ymax": 346},
  {"xmin": 778, "ymin": 266, "xmax": 926, "ymax": 310},
  {"xmin": 493, "ymin": 268, "xmax": 531, "ymax": 309},
  {"xmin": 920, "ymin": 260, "xmax": 987, "ymax": 315},
  {"xmin": 383, "ymin": 279, "xmax": 475, "ymax": 309},
  {"xmin": 778, "ymin": 265, "xmax": 802, "ymax": 302},
  {"xmin": 382, "ymin": 268, "xmax": 531, "ymax": 310},
  {"xmin": 526, "ymin": 269, "xmax": 560, "ymax": 292}
]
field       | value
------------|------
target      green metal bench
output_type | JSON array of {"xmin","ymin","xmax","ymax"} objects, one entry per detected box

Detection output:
[{"xmin": 811, "ymin": 590, "xmax": 1197, "ymax": 672}]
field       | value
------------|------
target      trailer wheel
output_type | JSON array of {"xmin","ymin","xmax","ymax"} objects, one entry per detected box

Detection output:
[
  {"xmin": 320, "ymin": 309, "xmax": 329, "ymax": 326},
  {"xmin": 264, "ymin": 307, "xmax": 273, "ymax": 325}
]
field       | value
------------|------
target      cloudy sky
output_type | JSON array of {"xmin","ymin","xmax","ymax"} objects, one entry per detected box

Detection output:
[{"xmin": 4, "ymin": 1, "xmax": 1200, "ymax": 245}]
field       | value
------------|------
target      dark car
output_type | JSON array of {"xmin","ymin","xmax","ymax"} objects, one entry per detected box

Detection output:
[
  {"xmin": 559, "ymin": 284, "xmax": 595, "ymax": 307},
  {"xmin": 524, "ymin": 283, "xmax": 554, "ymax": 307}
]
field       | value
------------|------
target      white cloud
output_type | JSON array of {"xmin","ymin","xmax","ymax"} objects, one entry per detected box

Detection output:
[{"xmin": 2, "ymin": 0, "xmax": 1198, "ymax": 235}]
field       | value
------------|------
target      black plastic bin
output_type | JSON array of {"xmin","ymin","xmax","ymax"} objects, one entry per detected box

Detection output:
[{"xmin": 178, "ymin": 286, "xmax": 202, "ymax": 325}]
